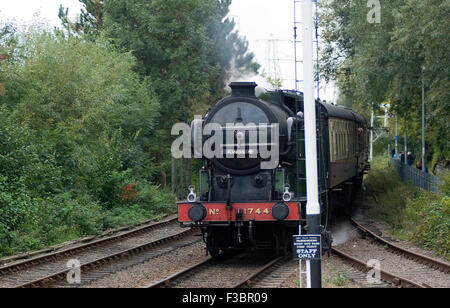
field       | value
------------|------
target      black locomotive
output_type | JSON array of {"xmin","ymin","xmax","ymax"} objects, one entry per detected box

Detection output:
[{"xmin": 178, "ymin": 82, "xmax": 369, "ymax": 256}]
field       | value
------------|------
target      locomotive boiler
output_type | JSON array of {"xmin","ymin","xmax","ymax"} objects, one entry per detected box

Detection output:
[{"xmin": 178, "ymin": 82, "xmax": 369, "ymax": 257}]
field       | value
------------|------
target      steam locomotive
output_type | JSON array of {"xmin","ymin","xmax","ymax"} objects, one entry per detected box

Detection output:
[{"xmin": 178, "ymin": 82, "xmax": 369, "ymax": 256}]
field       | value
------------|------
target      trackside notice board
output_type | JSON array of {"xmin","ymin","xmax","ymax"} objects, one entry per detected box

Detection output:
[{"xmin": 292, "ymin": 235, "xmax": 322, "ymax": 260}]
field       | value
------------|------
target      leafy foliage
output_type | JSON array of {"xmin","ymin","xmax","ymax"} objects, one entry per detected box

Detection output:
[
  {"xmin": 0, "ymin": 1, "xmax": 260, "ymax": 257},
  {"xmin": 59, "ymin": 0, "xmax": 104, "ymax": 38},
  {"xmin": 320, "ymin": 0, "xmax": 450, "ymax": 160},
  {"xmin": 365, "ymin": 157, "xmax": 449, "ymax": 259},
  {"xmin": 405, "ymin": 193, "xmax": 449, "ymax": 259},
  {"xmin": 0, "ymin": 29, "xmax": 175, "ymax": 257},
  {"xmin": 60, "ymin": 0, "xmax": 260, "ymax": 188},
  {"xmin": 440, "ymin": 172, "xmax": 450, "ymax": 197}
]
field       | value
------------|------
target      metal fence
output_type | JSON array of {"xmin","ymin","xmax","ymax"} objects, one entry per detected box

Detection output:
[{"xmin": 389, "ymin": 158, "xmax": 444, "ymax": 193}]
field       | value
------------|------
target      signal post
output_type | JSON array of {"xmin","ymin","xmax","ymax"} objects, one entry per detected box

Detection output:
[{"xmin": 301, "ymin": 0, "xmax": 322, "ymax": 288}]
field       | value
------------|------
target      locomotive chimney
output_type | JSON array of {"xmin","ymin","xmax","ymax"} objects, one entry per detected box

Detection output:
[{"xmin": 229, "ymin": 82, "xmax": 257, "ymax": 98}]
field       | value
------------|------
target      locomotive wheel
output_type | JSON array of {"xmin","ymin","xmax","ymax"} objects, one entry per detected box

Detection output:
[{"xmin": 208, "ymin": 249, "xmax": 222, "ymax": 258}]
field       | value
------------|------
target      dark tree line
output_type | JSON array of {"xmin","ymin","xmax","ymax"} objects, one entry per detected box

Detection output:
[
  {"xmin": 60, "ymin": 0, "xmax": 260, "ymax": 197},
  {"xmin": 320, "ymin": 0, "xmax": 449, "ymax": 162},
  {"xmin": 0, "ymin": 0, "xmax": 260, "ymax": 255}
]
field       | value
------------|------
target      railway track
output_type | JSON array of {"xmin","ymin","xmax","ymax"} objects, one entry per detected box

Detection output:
[
  {"xmin": 234, "ymin": 257, "xmax": 298, "ymax": 288},
  {"xmin": 0, "ymin": 216, "xmax": 200, "ymax": 288},
  {"xmin": 146, "ymin": 253, "xmax": 293, "ymax": 289},
  {"xmin": 331, "ymin": 217, "xmax": 450, "ymax": 288},
  {"xmin": 3, "ymin": 210, "xmax": 446, "ymax": 288}
]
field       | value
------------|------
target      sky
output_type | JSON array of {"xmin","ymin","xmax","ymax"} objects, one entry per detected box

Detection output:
[
  {"xmin": 0, "ymin": 0, "xmax": 336, "ymax": 101},
  {"xmin": 229, "ymin": 0, "xmax": 295, "ymax": 85},
  {"xmin": 0, "ymin": 0, "xmax": 83, "ymax": 28}
]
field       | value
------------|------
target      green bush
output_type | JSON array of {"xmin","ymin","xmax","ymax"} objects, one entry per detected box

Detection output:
[
  {"xmin": 364, "ymin": 157, "xmax": 402, "ymax": 194},
  {"xmin": 365, "ymin": 157, "xmax": 450, "ymax": 260},
  {"xmin": 440, "ymin": 172, "xmax": 450, "ymax": 196},
  {"xmin": 0, "ymin": 29, "xmax": 176, "ymax": 257},
  {"xmin": 405, "ymin": 194, "xmax": 450, "ymax": 259}
]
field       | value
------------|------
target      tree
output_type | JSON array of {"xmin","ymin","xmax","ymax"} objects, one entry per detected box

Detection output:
[
  {"xmin": 60, "ymin": 0, "xmax": 261, "ymax": 190},
  {"xmin": 0, "ymin": 28, "xmax": 179, "ymax": 256},
  {"xmin": 60, "ymin": 0, "xmax": 260, "ymax": 100},
  {"xmin": 59, "ymin": 0, "xmax": 104, "ymax": 38},
  {"xmin": 320, "ymin": 0, "xmax": 449, "ymax": 159},
  {"xmin": 207, "ymin": 0, "xmax": 260, "ymax": 97}
]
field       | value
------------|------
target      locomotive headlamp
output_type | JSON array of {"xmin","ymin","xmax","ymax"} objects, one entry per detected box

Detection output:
[
  {"xmin": 188, "ymin": 203, "xmax": 207, "ymax": 222},
  {"xmin": 187, "ymin": 186, "xmax": 197, "ymax": 203},
  {"xmin": 272, "ymin": 202, "xmax": 290, "ymax": 221},
  {"xmin": 282, "ymin": 185, "xmax": 293, "ymax": 202}
]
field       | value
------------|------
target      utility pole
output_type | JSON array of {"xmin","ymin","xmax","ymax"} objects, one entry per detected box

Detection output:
[
  {"xmin": 314, "ymin": 0, "xmax": 320, "ymax": 99},
  {"xmin": 369, "ymin": 105, "xmax": 374, "ymax": 162},
  {"xmin": 302, "ymin": 0, "xmax": 322, "ymax": 288},
  {"xmin": 294, "ymin": 0, "xmax": 320, "ymax": 97},
  {"xmin": 370, "ymin": 104, "xmax": 390, "ymax": 161},
  {"xmin": 422, "ymin": 68, "xmax": 426, "ymax": 173},
  {"xmin": 404, "ymin": 119, "xmax": 407, "ymax": 165},
  {"xmin": 395, "ymin": 115, "xmax": 398, "ymax": 158},
  {"xmin": 384, "ymin": 106, "xmax": 389, "ymax": 128},
  {"xmin": 264, "ymin": 34, "xmax": 282, "ymax": 81},
  {"xmin": 0, "ymin": 54, "xmax": 7, "ymax": 97}
]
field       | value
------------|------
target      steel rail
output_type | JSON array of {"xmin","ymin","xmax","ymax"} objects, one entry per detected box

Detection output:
[
  {"xmin": 144, "ymin": 257, "xmax": 212, "ymax": 288},
  {"xmin": 232, "ymin": 256, "xmax": 285, "ymax": 288},
  {"xmin": 146, "ymin": 255, "xmax": 285, "ymax": 289},
  {"xmin": 331, "ymin": 246, "xmax": 425, "ymax": 288},
  {"xmin": 350, "ymin": 217, "xmax": 450, "ymax": 273},
  {"xmin": 15, "ymin": 228, "xmax": 196, "ymax": 288},
  {"xmin": 0, "ymin": 216, "xmax": 178, "ymax": 276}
]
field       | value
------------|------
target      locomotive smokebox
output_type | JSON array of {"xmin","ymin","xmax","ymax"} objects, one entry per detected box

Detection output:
[{"xmin": 229, "ymin": 82, "xmax": 257, "ymax": 98}]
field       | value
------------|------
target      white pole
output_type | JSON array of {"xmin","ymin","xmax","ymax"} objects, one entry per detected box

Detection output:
[
  {"xmin": 404, "ymin": 120, "xmax": 407, "ymax": 165},
  {"xmin": 298, "ymin": 223, "xmax": 303, "ymax": 289},
  {"xmin": 370, "ymin": 106, "xmax": 374, "ymax": 162},
  {"xmin": 306, "ymin": 261, "xmax": 311, "ymax": 288},
  {"xmin": 302, "ymin": 0, "xmax": 320, "ymax": 215},
  {"xmin": 302, "ymin": 0, "xmax": 321, "ymax": 288},
  {"xmin": 384, "ymin": 107, "xmax": 388, "ymax": 128},
  {"xmin": 422, "ymin": 69, "xmax": 426, "ymax": 173},
  {"xmin": 294, "ymin": 0, "xmax": 302, "ymax": 289},
  {"xmin": 395, "ymin": 116, "xmax": 398, "ymax": 159},
  {"xmin": 294, "ymin": 0, "xmax": 299, "ymax": 92}
]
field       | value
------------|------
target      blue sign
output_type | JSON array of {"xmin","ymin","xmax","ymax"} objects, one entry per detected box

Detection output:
[{"xmin": 292, "ymin": 235, "xmax": 322, "ymax": 260}]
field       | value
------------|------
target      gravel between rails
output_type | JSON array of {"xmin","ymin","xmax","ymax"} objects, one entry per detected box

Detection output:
[
  {"xmin": 0, "ymin": 220, "xmax": 187, "ymax": 288},
  {"xmin": 152, "ymin": 253, "xmax": 279, "ymax": 289},
  {"xmin": 335, "ymin": 237, "xmax": 450, "ymax": 288},
  {"xmin": 269, "ymin": 255, "xmax": 389, "ymax": 288},
  {"xmin": 357, "ymin": 217, "xmax": 449, "ymax": 263},
  {"xmin": 0, "ymin": 214, "xmax": 178, "ymax": 267},
  {"xmin": 84, "ymin": 240, "xmax": 208, "ymax": 288},
  {"xmin": 244, "ymin": 258, "xmax": 300, "ymax": 288}
]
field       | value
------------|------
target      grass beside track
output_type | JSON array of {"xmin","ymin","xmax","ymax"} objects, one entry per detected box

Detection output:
[{"xmin": 364, "ymin": 156, "xmax": 450, "ymax": 260}]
